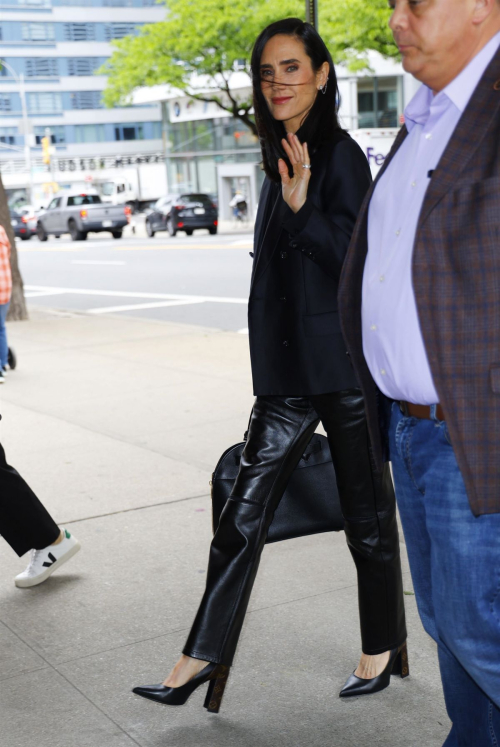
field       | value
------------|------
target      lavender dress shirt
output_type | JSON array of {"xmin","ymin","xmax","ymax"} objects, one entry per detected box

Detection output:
[{"xmin": 362, "ymin": 31, "xmax": 500, "ymax": 405}]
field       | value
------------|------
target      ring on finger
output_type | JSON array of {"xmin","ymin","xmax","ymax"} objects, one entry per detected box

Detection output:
[{"xmin": 302, "ymin": 163, "xmax": 311, "ymax": 169}]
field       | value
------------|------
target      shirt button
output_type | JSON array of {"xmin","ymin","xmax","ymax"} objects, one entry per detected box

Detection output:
[
  {"xmin": 280, "ymin": 251, "xmax": 288, "ymax": 259},
  {"xmin": 411, "ymin": 181, "xmax": 416, "ymax": 188},
  {"xmin": 395, "ymin": 229, "xmax": 400, "ymax": 236},
  {"xmin": 370, "ymin": 324, "xmax": 377, "ymax": 330},
  {"xmin": 425, "ymin": 133, "xmax": 432, "ymax": 140},
  {"xmin": 379, "ymin": 275, "xmax": 385, "ymax": 282},
  {"xmin": 283, "ymin": 340, "xmax": 290, "ymax": 347},
  {"xmin": 380, "ymin": 369, "xmax": 386, "ymax": 375}
]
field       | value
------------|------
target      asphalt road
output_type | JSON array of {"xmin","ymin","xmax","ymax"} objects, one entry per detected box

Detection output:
[{"xmin": 16, "ymin": 230, "xmax": 254, "ymax": 332}]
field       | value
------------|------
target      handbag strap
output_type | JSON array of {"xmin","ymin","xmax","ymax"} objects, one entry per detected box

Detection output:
[
  {"xmin": 301, "ymin": 439, "xmax": 322, "ymax": 461},
  {"xmin": 243, "ymin": 407, "xmax": 253, "ymax": 442}
]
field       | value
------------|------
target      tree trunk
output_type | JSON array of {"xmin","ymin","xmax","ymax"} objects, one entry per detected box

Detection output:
[{"xmin": 0, "ymin": 171, "xmax": 28, "ymax": 321}]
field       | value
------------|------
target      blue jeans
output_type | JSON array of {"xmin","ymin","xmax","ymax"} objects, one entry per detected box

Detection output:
[
  {"xmin": 388, "ymin": 402, "xmax": 500, "ymax": 746},
  {"xmin": 0, "ymin": 302, "xmax": 9, "ymax": 368}
]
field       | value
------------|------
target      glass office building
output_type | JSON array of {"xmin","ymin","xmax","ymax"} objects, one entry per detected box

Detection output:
[{"xmin": 0, "ymin": 0, "xmax": 165, "ymax": 204}]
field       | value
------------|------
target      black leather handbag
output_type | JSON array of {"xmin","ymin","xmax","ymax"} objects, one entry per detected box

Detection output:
[{"xmin": 211, "ymin": 433, "xmax": 344, "ymax": 543}]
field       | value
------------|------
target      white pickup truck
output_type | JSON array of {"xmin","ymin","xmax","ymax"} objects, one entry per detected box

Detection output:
[{"xmin": 37, "ymin": 193, "xmax": 130, "ymax": 242}]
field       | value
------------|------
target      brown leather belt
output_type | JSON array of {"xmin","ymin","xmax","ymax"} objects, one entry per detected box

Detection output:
[{"xmin": 399, "ymin": 401, "xmax": 445, "ymax": 421}]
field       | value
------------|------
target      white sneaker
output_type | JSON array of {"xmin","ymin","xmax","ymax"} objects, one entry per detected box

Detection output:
[{"xmin": 15, "ymin": 528, "xmax": 81, "ymax": 588}]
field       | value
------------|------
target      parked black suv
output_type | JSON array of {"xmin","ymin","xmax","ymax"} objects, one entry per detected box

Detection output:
[{"xmin": 145, "ymin": 193, "xmax": 218, "ymax": 237}]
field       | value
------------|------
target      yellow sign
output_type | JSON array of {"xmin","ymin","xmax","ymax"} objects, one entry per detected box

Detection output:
[
  {"xmin": 42, "ymin": 182, "xmax": 59, "ymax": 194},
  {"xmin": 41, "ymin": 135, "xmax": 51, "ymax": 165}
]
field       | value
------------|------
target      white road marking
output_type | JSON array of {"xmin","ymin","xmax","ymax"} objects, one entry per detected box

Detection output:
[
  {"xmin": 72, "ymin": 260, "xmax": 126, "ymax": 266},
  {"xmin": 88, "ymin": 299, "xmax": 205, "ymax": 315},
  {"xmin": 24, "ymin": 290, "xmax": 69, "ymax": 299},
  {"xmin": 18, "ymin": 246, "xmax": 82, "ymax": 252},
  {"xmin": 24, "ymin": 285, "xmax": 248, "ymax": 315},
  {"xmin": 113, "ymin": 243, "xmax": 249, "ymax": 251}
]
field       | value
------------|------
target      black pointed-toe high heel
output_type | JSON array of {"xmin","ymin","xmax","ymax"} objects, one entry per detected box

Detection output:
[
  {"xmin": 132, "ymin": 663, "xmax": 230, "ymax": 713},
  {"xmin": 339, "ymin": 642, "xmax": 409, "ymax": 698}
]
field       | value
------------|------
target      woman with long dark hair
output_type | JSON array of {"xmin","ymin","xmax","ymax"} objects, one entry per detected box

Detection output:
[{"xmin": 133, "ymin": 18, "xmax": 408, "ymax": 711}]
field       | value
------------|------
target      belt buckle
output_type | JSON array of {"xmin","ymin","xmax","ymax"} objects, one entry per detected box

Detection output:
[{"xmin": 399, "ymin": 401, "xmax": 410, "ymax": 417}]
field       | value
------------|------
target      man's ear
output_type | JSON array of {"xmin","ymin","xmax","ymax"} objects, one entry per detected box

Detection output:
[{"xmin": 472, "ymin": 0, "xmax": 499, "ymax": 24}]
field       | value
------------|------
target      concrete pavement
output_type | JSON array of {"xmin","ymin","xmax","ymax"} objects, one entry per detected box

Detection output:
[{"xmin": 0, "ymin": 307, "xmax": 450, "ymax": 747}]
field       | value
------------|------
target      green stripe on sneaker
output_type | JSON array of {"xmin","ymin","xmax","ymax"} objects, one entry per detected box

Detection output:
[{"xmin": 65, "ymin": 529, "xmax": 71, "ymax": 539}]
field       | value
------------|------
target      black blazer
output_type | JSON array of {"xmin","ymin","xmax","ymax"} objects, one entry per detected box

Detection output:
[{"xmin": 248, "ymin": 131, "xmax": 372, "ymax": 396}]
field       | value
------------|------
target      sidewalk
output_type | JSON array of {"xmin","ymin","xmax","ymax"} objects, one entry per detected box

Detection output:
[{"xmin": 0, "ymin": 308, "xmax": 450, "ymax": 747}]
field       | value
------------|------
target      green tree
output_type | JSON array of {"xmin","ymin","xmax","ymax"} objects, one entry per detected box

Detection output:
[
  {"xmin": 100, "ymin": 0, "xmax": 397, "ymax": 134},
  {"xmin": 321, "ymin": 0, "xmax": 397, "ymax": 70}
]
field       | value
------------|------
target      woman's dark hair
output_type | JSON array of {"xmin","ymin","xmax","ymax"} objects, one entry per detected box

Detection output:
[{"xmin": 251, "ymin": 18, "xmax": 342, "ymax": 183}]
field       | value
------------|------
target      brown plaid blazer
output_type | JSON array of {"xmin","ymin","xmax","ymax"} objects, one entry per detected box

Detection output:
[{"xmin": 339, "ymin": 45, "xmax": 500, "ymax": 517}]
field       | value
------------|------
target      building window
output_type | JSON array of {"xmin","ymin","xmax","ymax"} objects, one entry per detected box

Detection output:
[
  {"xmin": 70, "ymin": 91, "xmax": 102, "ymax": 109},
  {"xmin": 27, "ymin": 92, "xmax": 62, "ymax": 114},
  {"xmin": 68, "ymin": 58, "xmax": 101, "ymax": 76},
  {"xmin": 0, "ymin": 94, "xmax": 12, "ymax": 112},
  {"xmin": 54, "ymin": 0, "xmax": 153, "ymax": 4},
  {"xmin": 22, "ymin": 23, "xmax": 55, "ymax": 42},
  {"xmin": 357, "ymin": 77, "xmax": 399, "ymax": 128},
  {"xmin": 64, "ymin": 23, "xmax": 96, "ymax": 42},
  {"xmin": 34, "ymin": 125, "xmax": 65, "ymax": 144},
  {"xmin": 114, "ymin": 123, "xmax": 144, "ymax": 141},
  {"xmin": 74, "ymin": 124, "xmax": 106, "ymax": 143},
  {"xmin": 25, "ymin": 58, "xmax": 58, "ymax": 77},
  {"xmin": 0, "ymin": 0, "xmax": 50, "ymax": 6},
  {"xmin": 0, "ymin": 126, "xmax": 17, "ymax": 145},
  {"xmin": 105, "ymin": 23, "xmax": 139, "ymax": 40}
]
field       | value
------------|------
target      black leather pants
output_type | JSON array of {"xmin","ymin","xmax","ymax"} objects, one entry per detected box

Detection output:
[
  {"xmin": 183, "ymin": 390, "xmax": 407, "ymax": 666},
  {"xmin": 0, "ymin": 443, "xmax": 60, "ymax": 557}
]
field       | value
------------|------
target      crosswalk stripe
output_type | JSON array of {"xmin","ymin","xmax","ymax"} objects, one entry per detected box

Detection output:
[
  {"xmin": 88, "ymin": 299, "xmax": 206, "ymax": 315},
  {"xmin": 25, "ymin": 285, "xmax": 248, "ymax": 306}
]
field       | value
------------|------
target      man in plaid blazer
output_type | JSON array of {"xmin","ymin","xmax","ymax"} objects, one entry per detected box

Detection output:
[{"xmin": 339, "ymin": 0, "xmax": 500, "ymax": 742}]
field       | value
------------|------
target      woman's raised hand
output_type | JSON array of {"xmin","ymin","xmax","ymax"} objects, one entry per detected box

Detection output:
[{"xmin": 278, "ymin": 133, "xmax": 311, "ymax": 214}]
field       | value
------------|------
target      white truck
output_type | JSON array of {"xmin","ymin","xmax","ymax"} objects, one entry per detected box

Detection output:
[
  {"xmin": 349, "ymin": 128, "xmax": 400, "ymax": 176},
  {"xmin": 81, "ymin": 164, "xmax": 168, "ymax": 210}
]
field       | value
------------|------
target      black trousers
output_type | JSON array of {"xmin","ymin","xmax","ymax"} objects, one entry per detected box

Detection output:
[
  {"xmin": 0, "ymin": 443, "xmax": 60, "ymax": 557},
  {"xmin": 183, "ymin": 390, "xmax": 407, "ymax": 666}
]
